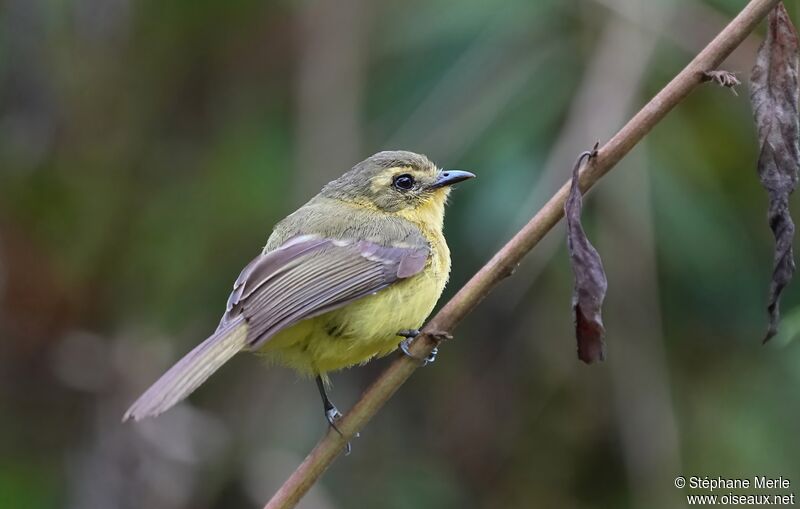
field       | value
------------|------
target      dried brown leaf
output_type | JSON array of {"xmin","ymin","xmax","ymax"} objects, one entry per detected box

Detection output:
[
  {"xmin": 565, "ymin": 147, "xmax": 607, "ymax": 363},
  {"xmin": 749, "ymin": 3, "xmax": 800, "ymax": 342}
]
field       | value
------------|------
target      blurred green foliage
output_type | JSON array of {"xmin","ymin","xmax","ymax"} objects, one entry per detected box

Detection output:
[{"xmin": 1, "ymin": 1, "xmax": 799, "ymax": 508}]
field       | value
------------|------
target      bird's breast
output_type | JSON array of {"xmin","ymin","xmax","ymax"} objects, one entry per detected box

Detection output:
[{"xmin": 261, "ymin": 234, "xmax": 451, "ymax": 375}]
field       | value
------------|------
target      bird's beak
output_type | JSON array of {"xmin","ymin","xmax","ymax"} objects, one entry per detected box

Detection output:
[{"xmin": 430, "ymin": 169, "xmax": 476, "ymax": 189}]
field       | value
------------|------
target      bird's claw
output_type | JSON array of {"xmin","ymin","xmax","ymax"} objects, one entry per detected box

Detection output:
[
  {"xmin": 324, "ymin": 405, "xmax": 358, "ymax": 455},
  {"xmin": 325, "ymin": 406, "xmax": 343, "ymax": 428},
  {"xmin": 423, "ymin": 346, "xmax": 438, "ymax": 365},
  {"xmin": 397, "ymin": 331, "xmax": 449, "ymax": 366}
]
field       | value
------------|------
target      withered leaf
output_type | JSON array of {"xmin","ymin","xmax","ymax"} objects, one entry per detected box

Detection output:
[
  {"xmin": 565, "ymin": 149, "xmax": 607, "ymax": 363},
  {"xmin": 750, "ymin": 3, "xmax": 800, "ymax": 343}
]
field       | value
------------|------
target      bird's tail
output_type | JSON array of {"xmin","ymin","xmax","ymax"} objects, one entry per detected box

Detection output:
[{"xmin": 123, "ymin": 318, "xmax": 249, "ymax": 422}]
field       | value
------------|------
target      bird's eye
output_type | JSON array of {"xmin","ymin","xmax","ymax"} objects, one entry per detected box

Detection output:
[{"xmin": 393, "ymin": 174, "xmax": 415, "ymax": 191}]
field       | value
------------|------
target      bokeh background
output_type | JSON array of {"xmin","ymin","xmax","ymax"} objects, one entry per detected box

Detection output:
[{"xmin": 2, "ymin": 0, "xmax": 800, "ymax": 508}]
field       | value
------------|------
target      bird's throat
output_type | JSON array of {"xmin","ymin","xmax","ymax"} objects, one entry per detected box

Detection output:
[{"xmin": 396, "ymin": 190, "xmax": 448, "ymax": 234}]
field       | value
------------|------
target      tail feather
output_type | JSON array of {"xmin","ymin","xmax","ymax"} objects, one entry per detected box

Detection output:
[{"xmin": 123, "ymin": 318, "xmax": 249, "ymax": 422}]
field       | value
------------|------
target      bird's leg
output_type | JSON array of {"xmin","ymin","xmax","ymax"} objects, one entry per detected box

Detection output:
[
  {"xmin": 397, "ymin": 329, "xmax": 452, "ymax": 366},
  {"xmin": 315, "ymin": 375, "xmax": 353, "ymax": 455}
]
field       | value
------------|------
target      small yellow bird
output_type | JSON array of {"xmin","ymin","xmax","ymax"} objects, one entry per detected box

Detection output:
[{"xmin": 123, "ymin": 150, "xmax": 474, "ymax": 428}]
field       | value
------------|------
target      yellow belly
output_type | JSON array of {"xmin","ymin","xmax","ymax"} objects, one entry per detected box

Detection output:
[
  {"xmin": 257, "ymin": 269, "xmax": 441, "ymax": 376},
  {"xmin": 258, "ymin": 240, "xmax": 449, "ymax": 376}
]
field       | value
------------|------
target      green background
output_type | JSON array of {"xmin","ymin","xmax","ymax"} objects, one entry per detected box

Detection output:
[{"xmin": 1, "ymin": 0, "xmax": 799, "ymax": 508}]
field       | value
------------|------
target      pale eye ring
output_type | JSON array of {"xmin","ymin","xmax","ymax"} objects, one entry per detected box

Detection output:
[{"xmin": 393, "ymin": 174, "xmax": 415, "ymax": 191}]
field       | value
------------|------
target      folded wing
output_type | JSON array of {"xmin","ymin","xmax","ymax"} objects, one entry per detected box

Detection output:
[
  {"xmin": 224, "ymin": 234, "xmax": 430, "ymax": 349},
  {"xmin": 124, "ymin": 234, "xmax": 429, "ymax": 421}
]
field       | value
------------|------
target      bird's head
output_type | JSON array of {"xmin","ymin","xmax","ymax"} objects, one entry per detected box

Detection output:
[{"xmin": 321, "ymin": 151, "xmax": 475, "ymax": 219}]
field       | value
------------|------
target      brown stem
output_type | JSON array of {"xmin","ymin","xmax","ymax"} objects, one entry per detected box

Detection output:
[{"xmin": 264, "ymin": 0, "xmax": 781, "ymax": 507}]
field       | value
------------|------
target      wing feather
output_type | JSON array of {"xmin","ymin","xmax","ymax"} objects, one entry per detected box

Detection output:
[
  {"xmin": 124, "ymin": 234, "xmax": 429, "ymax": 421},
  {"xmin": 222, "ymin": 236, "xmax": 430, "ymax": 350}
]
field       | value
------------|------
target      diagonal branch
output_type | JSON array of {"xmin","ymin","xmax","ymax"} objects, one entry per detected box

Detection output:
[{"xmin": 264, "ymin": 0, "xmax": 781, "ymax": 507}]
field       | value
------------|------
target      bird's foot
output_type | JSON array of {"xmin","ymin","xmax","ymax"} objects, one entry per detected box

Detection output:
[
  {"xmin": 325, "ymin": 406, "xmax": 343, "ymax": 431},
  {"xmin": 324, "ymin": 404, "xmax": 358, "ymax": 455},
  {"xmin": 397, "ymin": 329, "xmax": 451, "ymax": 366},
  {"xmin": 316, "ymin": 375, "xmax": 359, "ymax": 455}
]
